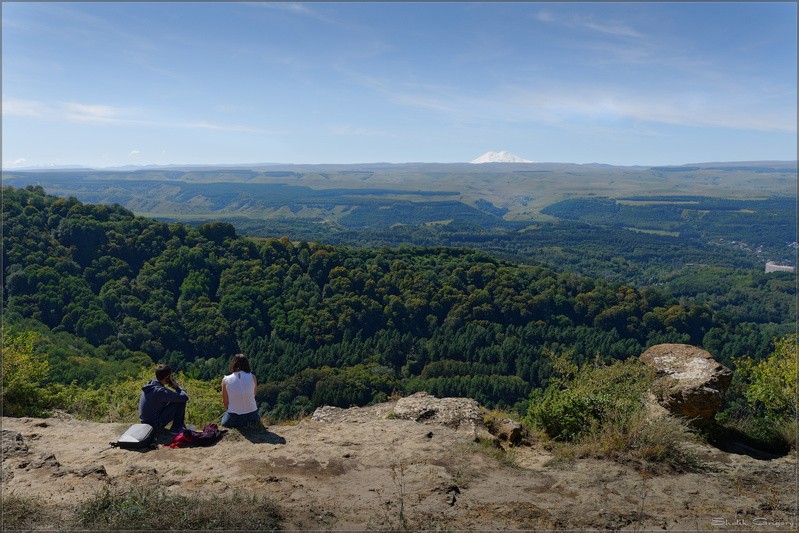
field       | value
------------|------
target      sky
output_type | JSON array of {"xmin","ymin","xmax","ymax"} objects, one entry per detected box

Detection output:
[{"xmin": 2, "ymin": 2, "xmax": 796, "ymax": 168}]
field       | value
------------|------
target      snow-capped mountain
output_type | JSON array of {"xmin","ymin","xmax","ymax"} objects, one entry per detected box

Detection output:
[{"xmin": 470, "ymin": 151, "xmax": 533, "ymax": 164}]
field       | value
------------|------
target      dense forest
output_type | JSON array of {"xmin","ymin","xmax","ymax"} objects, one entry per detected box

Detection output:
[
  {"xmin": 225, "ymin": 217, "xmax": 772, "ymax": 286},
  {"xmin": 542, "ymin": 196, "xmax": 796, "ymax": 260},
  {"xmin": 2, "ymin": 185, "xmax": 795, "ymax": 419}
]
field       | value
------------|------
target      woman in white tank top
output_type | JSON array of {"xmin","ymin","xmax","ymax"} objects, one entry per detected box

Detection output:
[{"xmin": 221, "ymin": 354, "xmax": 260, "ymax": 428}]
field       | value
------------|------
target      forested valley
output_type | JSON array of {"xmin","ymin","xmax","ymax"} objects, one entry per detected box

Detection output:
[{"xmin": 3, "ymin": 185, "xmax": 795, "ymax": 425}]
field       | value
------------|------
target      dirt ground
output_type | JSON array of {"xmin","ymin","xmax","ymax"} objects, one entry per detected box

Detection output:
[{"xmin": 2, "ymin": 402, "xmax": 796, "ymax": 531}]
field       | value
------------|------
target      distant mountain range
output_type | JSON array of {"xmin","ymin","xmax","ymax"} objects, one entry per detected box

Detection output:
[
  {"xmin": 470, "ymin": 151, "xmax": 534, "ymax": 164},
  {"xmin": 4, "ymin": 159, "xmax": 795, "ymax": 172}
]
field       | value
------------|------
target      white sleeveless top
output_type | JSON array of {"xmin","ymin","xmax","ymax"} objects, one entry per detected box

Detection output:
[{"xmin": 223, "ymin": 371, "xmax": 258, "ymax": 414}]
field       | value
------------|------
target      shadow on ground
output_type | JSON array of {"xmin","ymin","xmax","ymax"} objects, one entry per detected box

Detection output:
[
  {"xmin": 233, "ymin": 421, "xmax": 287, "ymax": 445},
  {"xmin": 704, "ymin": 424, "xmax": 790, "ymax": 460}
]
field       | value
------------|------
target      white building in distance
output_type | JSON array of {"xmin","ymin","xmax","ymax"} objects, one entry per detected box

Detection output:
[{"xmin": 765, "ymin": 262, "xmax": 795, "ymax": 273}]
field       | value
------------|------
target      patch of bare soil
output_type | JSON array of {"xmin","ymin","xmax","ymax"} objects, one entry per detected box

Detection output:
[{"xmin": 2, "ymin": 402, "xmax": 796, "ymax": 531}]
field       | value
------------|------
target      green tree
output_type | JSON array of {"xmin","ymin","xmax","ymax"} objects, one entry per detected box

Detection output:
[
  {"xmin": 741, "ymin": 334, "xmax": 797, "ymax": 419},
  {"xmin": 2, "ymin": 330, "xmax": 49, "ymax": 416}
]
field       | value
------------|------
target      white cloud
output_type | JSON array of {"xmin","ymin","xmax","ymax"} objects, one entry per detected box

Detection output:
[
  {"xmin": 129, "ymin": 150, "xmax": 141, "ymax": 157},
  {"xmin": 2, "ymin": 99, "xmax": 51, "ymax": 117},
  {"xmin": 63, "ymin": 102, "xmax": 132, "ymax": 124},
  {"xmin": 3, "ymin": 98, "xmax": 141, "ymax": 124},
  {"xmin": 3, "ymin": 158, "xmax": 28, "ymax": 168}
]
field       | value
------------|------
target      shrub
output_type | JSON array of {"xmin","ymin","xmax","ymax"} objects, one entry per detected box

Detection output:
[
  {"xmin": 719, "ymin": 334, "xmax": 798, "ymax": 451},
  {"xmin": 46, "ymin": 368, "xmax": 224, "ymax": 426},
  {"xmin": 525, "ymin": 357, "xmax": 651, "ymax": 441},
  {"xmin": 525, "ymin": 357, "xmax": 697, "ymax": 471},
  {"xmin": 743, "ymin": 334, "xmax": 797, "ymax": 419},
  {"xmin": 528, "ymin": 388, "xmax": 609, "ymax": 441}
]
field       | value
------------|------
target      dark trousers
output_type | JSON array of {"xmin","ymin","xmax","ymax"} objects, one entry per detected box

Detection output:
[{"xmin": 144, "ymin": 401, "xmax": 186, "ymax": 431}]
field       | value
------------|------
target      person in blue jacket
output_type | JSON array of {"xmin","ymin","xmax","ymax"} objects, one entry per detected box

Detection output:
[{"xmin": 138, "ymin": 364, "xmax": 189, "ymax": 434}]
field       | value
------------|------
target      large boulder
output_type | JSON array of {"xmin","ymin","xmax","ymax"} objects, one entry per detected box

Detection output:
[{"xmin": 640, "ymin": 344, "xmax": 733, "ymax": 427}]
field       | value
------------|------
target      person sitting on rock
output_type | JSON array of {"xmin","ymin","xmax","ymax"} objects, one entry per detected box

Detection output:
[
  {"xmin": 221, "ymin": 354, "xmax": 259, "ymax": 428},
  {"xmin": 138, "ymin": 364, "xmax": 189, "ymax": 434}
]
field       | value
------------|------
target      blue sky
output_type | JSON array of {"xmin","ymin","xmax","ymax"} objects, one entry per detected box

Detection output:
[{"xmin": 2, "ymin": 2, "xmax": 796, "ymax": 167}]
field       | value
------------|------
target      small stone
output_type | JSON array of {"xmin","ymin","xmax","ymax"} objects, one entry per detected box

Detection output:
[
  {"xmin": 30, "ymin": 453, "xmax": 60, "ymax": 469},
  {"xmin": 72, "ymin": 464, "xmax": 107, "ymax": 477}
]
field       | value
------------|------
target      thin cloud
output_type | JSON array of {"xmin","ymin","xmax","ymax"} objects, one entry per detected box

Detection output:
[
  {"xmin": 271, "ymin": 3, "xmax": 314, "ymax": 15},
  {"xmin": 505, "ymin": 86, "xmax": 797, "ymax": 133},
  {"xmin": 340, "ymin": 69, "xmax": 460, "ymax": 116},
  {"xmin": 390, "ymin": 93, "xmax": 458, "ymax": 114},
  {"xmin": 581, "ymin": 19, "xmax": 644, "ymax": 39},
  {"xmin": 332, "ymin": 125, "xmax": 396, "ymax": 138},
  {"xmin": 2, "ymin": 99, "xmax": 51, "ymax": 117},
  {"xmin": 3, "ymin": 98, "xmax": 274, "ymax": 134},
  {"xmin": 241, "ymin": 2, "xmax": 314, "ymax": 15},
  {"xmin": 62, "ymin": 102, "xmax": 141, "ymax": 124},
  {"xmin": 240, "ymin": 2, "xmax": 373, "ymax": 36},
  {"xmin": 182, "ymin": 121, "xmax": 267, "ymax": 134},
  {"xmin": 534, "ymin": 9, "xmax": 645, "ymax": 39}
]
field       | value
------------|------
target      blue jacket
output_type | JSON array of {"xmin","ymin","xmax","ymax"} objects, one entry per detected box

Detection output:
[{"xmin": 138, "ymin": 379, "xmax": 189, "ymax": 424}]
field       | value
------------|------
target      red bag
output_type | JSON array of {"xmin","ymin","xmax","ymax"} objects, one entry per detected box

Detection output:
[{"xmin": 168, "ymin": 423, "xmax": 227, "ymax": 448}]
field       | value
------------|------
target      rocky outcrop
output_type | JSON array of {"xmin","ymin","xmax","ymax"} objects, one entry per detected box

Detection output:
[
  {"xmin": 640, "ymin": 344, "xmax": 733, "ymax": 427},
  {"xmin": 391, "ymin": 392, "xmax": 495, "ymax": 442},
  {"xmin": 1, "ymin": 430, "xmax": 29, "ymax": 457},
  {"xmin": 392, "ymin": 392, "xmax": 482, "ymax": 427}
]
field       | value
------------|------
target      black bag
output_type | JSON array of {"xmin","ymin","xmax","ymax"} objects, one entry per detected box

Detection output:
[{"xmin": 111, "ymin": 423, "xmax": 156, "ymax": 450}]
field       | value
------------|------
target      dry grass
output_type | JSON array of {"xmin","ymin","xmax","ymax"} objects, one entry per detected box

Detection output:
[
  {"xmin": 2, "ymin": 493, "xmax": 65, "ymax": 530},
  {"xmin": 571, "ymin": 410, "xmax": 701, "ymax": 473},
  {"xmin": 73, "ymin": 482, "xmax": 281, "ymax": 530}
]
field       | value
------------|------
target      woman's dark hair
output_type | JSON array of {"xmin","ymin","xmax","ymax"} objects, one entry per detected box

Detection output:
[
  {"xmin": 229, "ymin": 354, "xmax": 251, "ymax": 373},
  {"xmin": 155, "ymin": 364, "xmax": 173, "ymax": 382}
]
